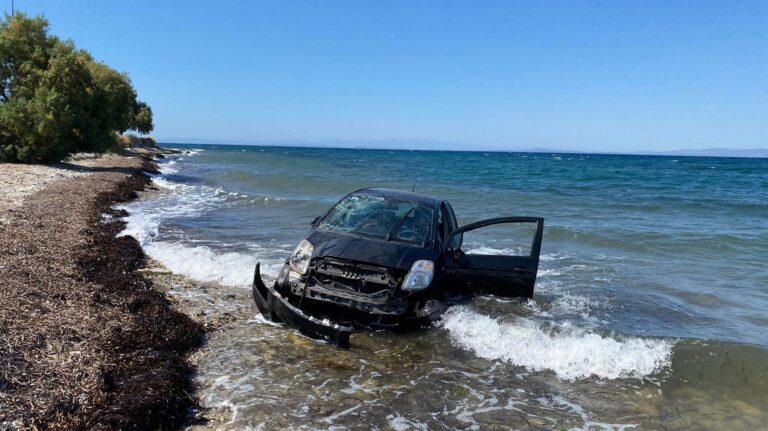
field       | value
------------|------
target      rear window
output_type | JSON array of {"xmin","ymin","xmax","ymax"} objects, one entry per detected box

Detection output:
[{"xmin": 318, "ymin": 194, "xmax": 433, "ymax": 245}]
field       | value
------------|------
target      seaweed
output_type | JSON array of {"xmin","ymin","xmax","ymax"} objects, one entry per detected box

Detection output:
[{"xmin": 0, "ymin": 152, "xmax": 205, "ymax": 430}]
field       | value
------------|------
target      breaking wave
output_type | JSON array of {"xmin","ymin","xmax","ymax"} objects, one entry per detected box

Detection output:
[
  {"xmin": 116, "ymin": 152, "xmax": 286, "ymax": 287},
  {"xmin": 158, "ymin": 159, "xmax": 179, "ymax": 175},
  {"xmin": 145, "ymin": 242, "xmax": 258, "ymax": 286},
  {"xmin": 439, "ymin": 306, "xmax": 674, "ymax": 381},
  {"xmin": 144, "ymin": 241, "xmax": 286, "ymax": 286},
  {"xmin": 117, "ymin": 183, "xmax": 228, "ymax": 246}
]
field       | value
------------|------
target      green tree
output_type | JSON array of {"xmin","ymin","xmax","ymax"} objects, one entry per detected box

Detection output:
[{"xmin": 0, "ymin": 13, "xmax": 153, "ymax": 163}]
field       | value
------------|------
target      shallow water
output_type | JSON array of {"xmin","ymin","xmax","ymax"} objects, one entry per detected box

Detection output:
[{"xmin": 118, "ymin": 145, "xmax": 768, "ymax": 429}]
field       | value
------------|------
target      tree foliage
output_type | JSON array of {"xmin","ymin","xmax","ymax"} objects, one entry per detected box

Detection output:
[{"xmin": 0, "ymin": 13, "xmax": 153, "ymax": 163}]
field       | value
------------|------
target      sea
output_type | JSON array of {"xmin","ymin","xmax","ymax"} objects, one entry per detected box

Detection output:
[{"xmin": 117, "ymin": 144, "xmax": 767, "ymax": 430}]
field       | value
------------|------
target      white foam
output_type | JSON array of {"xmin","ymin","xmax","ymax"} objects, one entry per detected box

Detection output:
[
  {"xmin": 386, "ymin": 413, "xmax": 430, "ymax": 431},
  {"xmin": 465, "ymin": 246, "xmax": 528, "ymax": 256},
  {"xmin": 119, "ymin": 210, "xmax": 161, "ymax": 246},
  {"xmin": 550, "ymin": 292, "xmax": 608, "ymax": 318},
  {"xmin": 439, "ymin": 306, "xmax": 674, "ymax": 381},
  {"xmin": 117, "ymin": 161, "xmax": 288, "ymax": 287},
  {"xmin": 143, "ymin": 242, "xmax": 285, "ymax": 286},
  {"xmin": 145, "ymin": 242, "xmax": 258, "ymax": 286},
  {"xmin": 540, "ymin": 252, "xmax": 571, "ymax": 261},
  {"xmin": 157, "ymin": 159, "xmax": 179, "ymax": 175},
  {"xmin": 118, "ymin": 192, "xmax": 285, "ymax": 287},
  {"xmin": 151, "ymin": 177, "xmax": 180, "ymax": 189},
  {"xmin": 537, "ymin": 268, "xmax": 563, "ymax": 277},
  {"xmin": 117, "ymin": 181, "xmax": 228, "ymax": 247},
  {"xmin": 538, "ymin": 396, "xmax": 638, "ymax": 431},
  {"xmin": 169, "ymin": 148, "xmax": 203, "ymax": 156},
  {"xmin": 247, "ymin": 314, "xmax": 284, "ymax": 327}
]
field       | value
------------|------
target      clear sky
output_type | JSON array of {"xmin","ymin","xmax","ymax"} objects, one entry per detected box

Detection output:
[{"xmin": 9, "ymin": 0, "xmax": 768, "ymax": 152}]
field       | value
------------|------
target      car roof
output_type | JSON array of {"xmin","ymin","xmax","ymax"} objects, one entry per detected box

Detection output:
[{"xmin": 350, "ymin": 187, "xmax": 442, "ymax": 208}]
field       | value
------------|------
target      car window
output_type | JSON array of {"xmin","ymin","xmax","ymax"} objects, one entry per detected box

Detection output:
[
  {"xmin": 319, "ymin": 194, "xmax": 433, "ymax": 245},
  {"xmin": 462, "ymin": 222, "xmax": 537, "ymax": 256}
]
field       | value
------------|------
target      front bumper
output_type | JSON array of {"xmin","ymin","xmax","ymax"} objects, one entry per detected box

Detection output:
[{"xmin": 252, "ymin": 263, "xmax": 353, "ymax": 348}]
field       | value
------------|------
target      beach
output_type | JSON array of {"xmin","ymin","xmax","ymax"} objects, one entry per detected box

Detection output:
[
  {"xmin": 2, "ymin": 145, "xmax": 767, "ymax": 430},
  {"xmin": 0, "ymin": 150, "xmax": 204, "ymax": 429},
  {"xmin": 2, "ymin": 2, "xmax": 765, "ymax": 429}
]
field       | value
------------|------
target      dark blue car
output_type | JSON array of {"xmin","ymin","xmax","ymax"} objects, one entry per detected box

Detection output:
[{"xmin": 253, "ymin": 187, "xmax": 543, "ymax": 348}]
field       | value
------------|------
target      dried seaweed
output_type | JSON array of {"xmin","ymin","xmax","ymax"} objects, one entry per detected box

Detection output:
[{"xmin": 0, "ymin": 153, "xmax": 204, "ymax": 430}]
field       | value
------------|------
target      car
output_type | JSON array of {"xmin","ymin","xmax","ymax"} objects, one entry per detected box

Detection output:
[{"xmin": 252, "ymin": 187, "xmax": 544, "ymax": 348}]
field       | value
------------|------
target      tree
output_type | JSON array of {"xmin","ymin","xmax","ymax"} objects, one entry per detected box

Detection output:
[{"xmin": 0, "ymin": 13, "xmax": 153, "ymax": 163}]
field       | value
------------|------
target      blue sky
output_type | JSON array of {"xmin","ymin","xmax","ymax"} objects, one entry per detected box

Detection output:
[{"xmin": 10, "ymin": 1, "xmax": 768, "ymax": 152}]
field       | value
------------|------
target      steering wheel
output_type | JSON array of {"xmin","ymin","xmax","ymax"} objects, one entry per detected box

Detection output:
[
  {"xmin": 359, "ymin": 220, "xmax": 380, "ymax": 231},
  {"xmin": 396, "ymin": 227, "xmax": 420, "ymax": 241}
]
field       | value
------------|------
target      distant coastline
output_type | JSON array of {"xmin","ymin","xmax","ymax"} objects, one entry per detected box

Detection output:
[{"xmin": 158, "ymin": 140, "xmax": 768, "ymax": 159}]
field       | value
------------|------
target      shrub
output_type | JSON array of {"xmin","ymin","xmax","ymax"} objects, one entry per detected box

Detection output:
[{"xmin": 0, "ymin": 13, "xmax": 153, "ymax": 163}]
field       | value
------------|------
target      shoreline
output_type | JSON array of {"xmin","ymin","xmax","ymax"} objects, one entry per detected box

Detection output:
[
  {"xmin": 0, "ymin": 149, "xmax": 205, "ymax": 429},
  {"xmin": 117, "ymin": 146, "xmax": 768, "ymax": 429},
  {"xmin": 5, "ymin": 145, "xmax": 767, "ymax": 429}
]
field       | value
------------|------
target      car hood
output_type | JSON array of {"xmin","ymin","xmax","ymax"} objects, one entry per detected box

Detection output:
[{"xmin": 307, "ymin": 230, "xmax": 437, "ymax": 271}]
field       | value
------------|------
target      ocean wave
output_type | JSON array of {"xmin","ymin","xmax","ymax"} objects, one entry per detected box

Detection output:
[
  {"xmin": 462, "ymin": 247, "xmax": 572, "ymax": 264},
  {"xmin": 115, "ymin": 150, "xmax": 305, "ymax": 290},
  {"xmin": 118, "ymin": 204, "xmax": 286, "ymax": 286},
  {"xmin": 464, "ymin": 246, "xmax": 528, "ymax": 256},
  {"xmin": 157, "ymin": 159, "xmax": 179, "ymax": 175},
  {"xmin": 150, "ymin": 176, "xmax": 180, "ymax": 190},
  {"xmin": 146, "ymin": 242, "xmax": 257, "ymax": 286},
  {"xmin": 439, "ymin": 306, "xmax": 674, "ymax": 381},
  {"xmin": 540, "ymin": 252, "xmax": 571, "ymax": 261},
  {"xmin": 118, "ymin": 182, "xmax": 287, "ymax": 286},
  {"xmin": 144, "ymin": 242, "xmax": 284, "ymax": 287},
  {"xmin": 549, "ymin": 292, "xmax": 609, "ymax": 319},
  {"xmin": 117, "ymin": 180, "xmax": 229, "ymax": 245},
  {"xmin": 168, "ymin": 148, "xmax": 203, "ymax": 156},
  {"xmin": 461, "ymin": 245, "xmax": 611, "ymax": 320}
]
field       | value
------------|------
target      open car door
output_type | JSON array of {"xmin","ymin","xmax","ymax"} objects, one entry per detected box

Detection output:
[{"xmin": 442, "ymin": 217, "xmax": 543, "ymax": 298}]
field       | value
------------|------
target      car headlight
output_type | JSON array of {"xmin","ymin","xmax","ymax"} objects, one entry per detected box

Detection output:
[
  {"xmin": 289, "ymin": 239, "xmax": 313, "ymax": 275},
  {"xmin": 401, "ymin": 260, "xmax": 434, "ymax": 291}
]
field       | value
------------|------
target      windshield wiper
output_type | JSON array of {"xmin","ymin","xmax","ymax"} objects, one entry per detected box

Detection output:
[{"xmin": 386, "ymin": 207, "xmax": 416, "ymax": 241}]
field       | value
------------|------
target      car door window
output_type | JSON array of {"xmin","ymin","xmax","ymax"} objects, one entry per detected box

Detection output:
[{"xmin": 461, "ymin": 221, "xmax": 538, "ymax": 256}]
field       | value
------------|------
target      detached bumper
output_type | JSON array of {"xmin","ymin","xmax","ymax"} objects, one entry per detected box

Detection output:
[{"xmin": 251, "ymin": 263, "xmax": 353, "ymax": 349}]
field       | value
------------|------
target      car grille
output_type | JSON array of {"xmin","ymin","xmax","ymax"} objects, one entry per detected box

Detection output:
[{"xmin": 310, "ymin": 257, "xmax": 400, "ymax": 295}]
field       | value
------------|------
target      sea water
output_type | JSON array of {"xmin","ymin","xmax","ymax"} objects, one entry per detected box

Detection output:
[{"xmin": 118, "ymin": 144, "xmax": 768, "ymax": 429}]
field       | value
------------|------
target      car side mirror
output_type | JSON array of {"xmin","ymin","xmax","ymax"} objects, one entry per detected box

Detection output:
[
  {"xmin": 446, "ymin": 231, "xmax": 463, "ymax": 252},
  {"xmin": 311, "ymin": 216, "xmax": 321, "ymax": 227}
]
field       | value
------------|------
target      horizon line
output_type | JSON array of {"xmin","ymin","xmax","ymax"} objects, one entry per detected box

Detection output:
[{"xmin": 155, "ymin": 139, "xmax": 768, "ymax": 159}]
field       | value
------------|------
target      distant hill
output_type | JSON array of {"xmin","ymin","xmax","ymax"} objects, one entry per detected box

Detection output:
[{"xmin": 637, "ymin": 148, "xmax": 768, "ymax": 158}]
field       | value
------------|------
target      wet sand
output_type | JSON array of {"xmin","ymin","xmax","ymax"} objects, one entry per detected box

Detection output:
[
  {"xmin": 0, "ymin": 151, "xmax": 204, "ymax": 429},
  {"xmin": 139, "ymin": 259, "xmax": 252, "ymax": 428}
]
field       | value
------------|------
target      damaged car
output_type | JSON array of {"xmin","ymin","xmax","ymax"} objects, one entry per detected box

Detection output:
[{"xmin": 252, "ymin": 188, "xmax": 543, "ymax": 348}]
